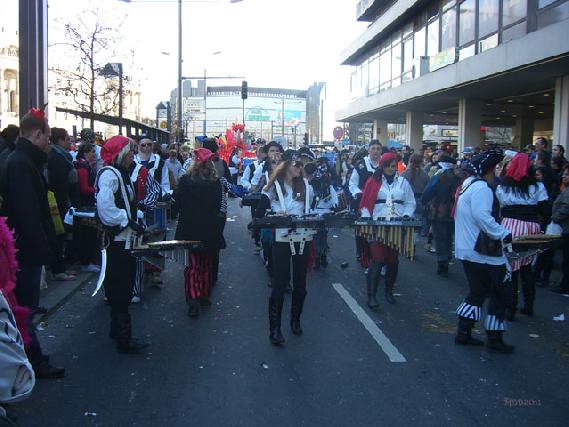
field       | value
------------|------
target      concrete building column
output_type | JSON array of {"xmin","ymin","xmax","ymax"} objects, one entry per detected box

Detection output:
[
  {"xmin": 458, "ymin": 98, "xmax": 482, "ymax": 152},
  {"xmin": 405, "ymin": 111, "xmax": 423, "ymax": 152},
  {"xmin": 512, "ymin": 116, "xmax": 534, "ymax": 150},
  {"xmin": 373, "ymin": 119, "xmax": 388, "ymax": 145},
  {"xmin": 553, "ymin": 75, "xmax": 569, "ymax": 153}
]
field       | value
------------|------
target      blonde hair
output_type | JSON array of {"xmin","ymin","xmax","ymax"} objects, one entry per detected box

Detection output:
[{"xmin": 186, "ymin": 159, "xmax": 217, "ymax": 180}]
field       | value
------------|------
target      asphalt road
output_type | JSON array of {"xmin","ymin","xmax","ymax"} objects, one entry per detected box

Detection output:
[{"xmin": 12, "ymin": 199, "xmax": 569, "ymax": 426}]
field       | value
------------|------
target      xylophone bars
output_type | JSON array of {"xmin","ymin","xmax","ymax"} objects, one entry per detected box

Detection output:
[{"xmin": 355, "ymin": 225, "xmax": 416, "ymax": 260}]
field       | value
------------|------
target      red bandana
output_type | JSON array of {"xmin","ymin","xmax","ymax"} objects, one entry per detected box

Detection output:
[{"xmin": 506, "ymin": 153, "xmax": 531, "ymax": 182}]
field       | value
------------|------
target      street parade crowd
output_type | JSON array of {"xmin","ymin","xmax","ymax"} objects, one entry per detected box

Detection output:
[{"xmin": 0, "ymin": 109, "xmax": 568, "ymax": 423}]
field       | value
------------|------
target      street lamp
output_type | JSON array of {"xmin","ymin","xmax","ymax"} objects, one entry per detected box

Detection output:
[{"xmin": 100, "ymin": 62, "xmax": 124, "ymax": 135}]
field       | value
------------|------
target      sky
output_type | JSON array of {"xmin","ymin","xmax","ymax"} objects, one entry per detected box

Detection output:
[{"xmin": 5, "ymin": 0, "xmax": 368, "ymax": 139}]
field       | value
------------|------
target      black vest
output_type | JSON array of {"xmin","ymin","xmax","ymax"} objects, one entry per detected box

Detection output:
[{"xmin": 355, "ymin": 159, "xmax": 375, "ymax": 190}]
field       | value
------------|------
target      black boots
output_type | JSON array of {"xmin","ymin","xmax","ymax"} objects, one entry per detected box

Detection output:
[
  {"xmin": 455, "ymin": 318, "xmax": 484, "ymax": 346},
  {"xmin": 115, "ymin": 313, "xmax": 148, "ymax": 354},
  {"xmin": 269, "ymin": 297, "xmax": 285, "ymax": 345},
  {"xmin": 290, "ymin": 292, "xmax": 306, "ymax": 336},
  {"xmin": 486, "ymin": 331, "xmax": 515, "ymax": 354},
  {"xmin": 187, "ymin": 299, "xmax": 200, "ymax": 318},
  {"xmin": 384, "ymin": 263, "xmax": 398, "ymax": 305},
  {"xmin": 437, "ymin": 261, "xmax": 449, "ymax": 277},
  {"xmin": 366, "ymin": 264, "xmax": 380, "ymax": 310}
]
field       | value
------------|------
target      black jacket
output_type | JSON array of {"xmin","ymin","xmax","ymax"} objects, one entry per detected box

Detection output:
[
  {"xmin": 48, "ymin": 145, "xmax": 79, "ymax": 218},
  {"xmin": 174, "ymin": 176, "xmax": 224, "ymax": 251},
  {"xmin": 0, "ymin": 138, "xmax": 56, "ymax": 265}
]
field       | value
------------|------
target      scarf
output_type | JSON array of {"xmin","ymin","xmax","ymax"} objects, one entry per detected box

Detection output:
[{"xmin": 506, "ymin": 153, "xmax": 531, "ymax": 182}]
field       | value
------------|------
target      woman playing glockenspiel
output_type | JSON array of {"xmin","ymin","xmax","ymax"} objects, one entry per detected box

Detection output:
[
  {"xmin": 359, "ymin": 152, "xmax": 416, "ymax": 308},
  {"xmin": 263, "ymin": 159, "xmax": 314, "ymax": 345},
  {"xmin": 174, "ymin": 148, "xmax": 225, "ymax": 318}
]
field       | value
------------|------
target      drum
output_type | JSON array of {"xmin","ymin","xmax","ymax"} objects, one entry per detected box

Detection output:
[{"xmin": 131, "ymin": 240, "xmax": 203, "ymax": 265}]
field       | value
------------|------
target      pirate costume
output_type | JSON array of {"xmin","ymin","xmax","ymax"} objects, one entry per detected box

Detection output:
[
  {"xmin": 359, "ymin": 152, "xmax": 416, "ymax": 308},
  {"xmin": 96, "ymin": 136, "xmax": 148, "ymax": 353},
  {"xmin": 496, "ymin": 153, "xmax": 549, "ymax": 319},
  {"xmin": 454, "ymin": 151, "xmax": 514, "ymax": 353}
]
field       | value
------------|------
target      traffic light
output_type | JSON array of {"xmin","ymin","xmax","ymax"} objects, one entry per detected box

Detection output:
[
  {"xmin": 241, "ymin": 80, "xmax": 248, "ymax": 100},
  {"xmin": 303, "ymin": 133, "xmax": 309, "ymax": 146}
]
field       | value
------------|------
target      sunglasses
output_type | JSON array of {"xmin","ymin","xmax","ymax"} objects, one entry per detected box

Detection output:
[{"xmin": 140, "ymin": 143, "xmax": 152, "ymax": 147}]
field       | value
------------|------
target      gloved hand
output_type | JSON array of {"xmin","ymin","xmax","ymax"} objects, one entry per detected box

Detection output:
[
  {"xmin": 162, "ymin": 193, "xmax": 173, "ymax": 203},
  {"xmin": 137, "ymin": 201, "xmax": 147, "ymax": 212},
  {"xmin": 129, "ymin": 220, "xmax": 146, "ymax": 235},
  {"xmin": 503, "ymin": 233, "xmax": 513, "ymax": 244}
]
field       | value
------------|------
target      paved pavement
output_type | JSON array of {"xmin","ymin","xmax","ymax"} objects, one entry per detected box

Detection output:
[{"xmin": 11, "ymin": 199, "xmax": 569, "ymax": 426}]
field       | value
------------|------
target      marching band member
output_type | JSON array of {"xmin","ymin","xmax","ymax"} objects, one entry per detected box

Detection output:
[
  {"xmin": 174, "ymin": 148, "xmax": 225, "ymax": 318},
  {"xmin": 241, "ymin": 146, "xmax": 267, "ymax": 253},
  {"xmin": 348, "ymin": 140, "xmax": 382, "ymax": 268},
  {"xmin": 358, "ymin": 152, "xmax": 416, "ymax": 308},
  {"xmin": 263, "ymin": 159, "xmax": 314, "ymax": 345},
  {"xmin": 454, "ymin": 151, "xmax": 515, "ymax": 353},
  {"xmin": 96, "ymin": 136, "xmax": 148, "ymax": 353},
  {"xmin": 305, "ymin": 159, "xmax": 339, "ymax": 269},
  {"xmin": 496, "ymin": 153, "xmax": 549, "ymax": 320}
]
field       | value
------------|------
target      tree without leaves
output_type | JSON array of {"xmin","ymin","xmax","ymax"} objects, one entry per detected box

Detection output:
[{"xmin": 50, "ymin": 9, "xmax": 129, "ymax": 130}]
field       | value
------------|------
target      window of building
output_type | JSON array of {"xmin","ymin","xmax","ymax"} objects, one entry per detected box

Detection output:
[
  {"xmin": 502, "ymin": 20, "xmax": 527, "ymax": 41},
  {"xmin": 537, "ymin": 0, "xmax": 569, "ymax": 28},
  {"xmin": 539, "ymin": 0, "xmax": 558, "ymax": 7},
  {"xmin": 369, "ymin": 53, "xmax": 380, "ymax": 95},
  {"xmin": 503, "ymin": 0, "xmax": 527, "ymax": 26},
  {"xmin": 478, "ymin": 0, "xmax": 499, "ymax": 37},
  {"xmin": 402, "ymin": 35, "xmax": 414, "ymax": 82},
  {"xmin": 442, "ymin": 0, "xmax": 457, "ymax": 11},
  {"xmin": 427, "ymin": 19, "xmax": 440, "ymax": 56},
  {"xmin": 380, "ymin": 41, "xmax": 392, "ymax": 91},
  {"xmin": 441, "ymin": 6, "xmax": 457, "ymax": 50},
  {"xmin": 391, "ymin": 32, "xmax": 402, "ymax": 85},
  {"xmin": 414, "ymin": 25, "xmax": 426, "ymax": 58},
  {"xmin": 479, "ymin": 32, "xmax": 498, "ymax": 52},
  {"xmin": 458, "ymin": 43, "xmax": 475, "ymax": 61},
  {"xmin": 361, "ymin": 60, "xmax": 369, "ymax": 95},
  {"xmin": 459, "ymin": 0, "xmax": 475, "ymax": 46}
]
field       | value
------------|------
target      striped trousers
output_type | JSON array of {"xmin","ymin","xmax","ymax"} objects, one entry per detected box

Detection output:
[{"xmin": 184, "ymin": 252, "xmax": 214, "ymax": 301}]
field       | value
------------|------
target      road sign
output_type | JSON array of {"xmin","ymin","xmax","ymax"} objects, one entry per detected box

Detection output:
[{"xmin": 333, "ymin": 126, "xmax": 344, "ymax": 140}]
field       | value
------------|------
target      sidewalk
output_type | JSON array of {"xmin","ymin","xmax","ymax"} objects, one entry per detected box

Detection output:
[{"xmin": 34, "ymin": 270, "xmax": 97, "ymax": 325}]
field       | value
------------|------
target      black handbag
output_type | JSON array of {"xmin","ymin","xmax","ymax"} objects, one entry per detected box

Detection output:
[{"xmin": 474, "ymin": 231, "xmax": 503, "ymax": 257}]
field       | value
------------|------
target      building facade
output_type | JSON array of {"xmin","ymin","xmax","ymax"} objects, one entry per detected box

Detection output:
[
  {"xmin": 0, "ymin": 6, "xmax": 19, "ymax": 129},
  {"xmin": 337, "ymin": 0, "xmax": 569, "ymax": 152},
  {"xmin": 173, "ymin": 83, "xmax": 308, "ymax": 148}
]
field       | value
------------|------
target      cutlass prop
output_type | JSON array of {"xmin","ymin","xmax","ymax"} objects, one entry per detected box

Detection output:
[{"xmin": 92, "ymin": 247, "xmax": 107, "ymax": 296}]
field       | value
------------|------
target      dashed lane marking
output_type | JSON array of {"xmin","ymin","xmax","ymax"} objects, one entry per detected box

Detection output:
[{"xmin": 332, "ymin": 283, "xmax": 407, "ymax": 363}]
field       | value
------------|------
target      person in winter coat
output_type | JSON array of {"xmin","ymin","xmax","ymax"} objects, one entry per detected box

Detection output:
[
  {"xmin": 47, "ymin": 127, "xmax": 78, "ymax": 281},
  {"xmin": 174, "ymin": 148, "xmax": 225, "ymax": 318},
  {"xmin": 0, "ymin": 109, "xmax": 65, "ymax": 378}
]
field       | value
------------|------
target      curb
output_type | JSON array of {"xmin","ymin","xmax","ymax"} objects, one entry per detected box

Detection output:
[{"xmin": 33, "ymin": 273, "xmax": 97, "ymax": 326}]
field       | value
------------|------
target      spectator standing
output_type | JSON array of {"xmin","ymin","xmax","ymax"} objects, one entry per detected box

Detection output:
[
  {"xmin": 74, "ymin": 143, "xmax": 100, "ymax": 273},
  {"xmin": 0, "ymin": 125, "xmax": 19, "ymax": 176},
  {"xmin": 0, "ymin": 109, "xmax": 65, "ymax": 378},
  {"xmin": 165, "ymin": 149, "xmax": 183, "ymax": 187},
  {"xmin": 47, "ymin": 127, "xmax": 78, "ymax": 281}
]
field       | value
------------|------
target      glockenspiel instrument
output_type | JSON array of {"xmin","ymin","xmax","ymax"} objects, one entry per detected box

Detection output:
[
  {"xmin": 352, "ymin": 218, "xmax": 423, "ymax": 260},
  {"xmin": 252, "ymin": 212, "xmax": 358, "ymax": 230},
  {"xmin": 506, "ymin": 234, "xmax": 562, "ymax": 262},
  {"xmin": 131, "ymin": 240, "xmax": 203, "ymax": 266}
]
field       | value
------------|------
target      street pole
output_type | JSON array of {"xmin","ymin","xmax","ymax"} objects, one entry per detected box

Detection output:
[
  {"xmin": 203, "ymin": 68, "xmax": 207, "ymax": 136},
  {"xmin": 242, "ymin": 98, "xmax": 245, "ymax": 126},
  {"xmin": 118, "ymin": 63, "xmax": 123, "ymax": 135},
  {"xmin": 177, "ymin": 0, "xmax": 183, "ymax": 142}
]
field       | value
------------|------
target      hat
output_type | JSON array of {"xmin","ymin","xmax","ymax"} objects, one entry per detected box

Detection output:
[
  {"xmin": 506, "ymin": 153, "xmax": 531, "ymax": 182},
  {"xmin": 468, "ymin": 150, "xmax": 504, "ymax": 176},
  {"xmin": 194, "ymin": 148, "xmax": 215, "ymax": 164},
  {"xmin": 298, "ymin": 146, "xmax": 315, "ymax": 161},
  {"xmin": 462, "ymin": 147, "xmax": 474, "ymax": 154},
  {"xmin": 80, "ymin": 128, "xmax": 96, "ymax": 144},
  {"xmin": 379, "ymin": 152, "xmax": 398, "ymax": 166},
  {"xmin": 283, "ymin": 149, "xmax": 300, "ymax": 161},
  {"xmin": 101, "ymin": 136, "xmax": 130, "ymax": 166},
  {"xmin": 202, "ymin": 138, "xmax": 219, "ymax": 154},
  {"xmin": 438, "ymin": 154, "xmax": 456, "ymax": 165}
]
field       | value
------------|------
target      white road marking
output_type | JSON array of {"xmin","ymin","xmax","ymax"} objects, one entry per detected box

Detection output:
[{"xmin": 332, "ymin": 283, "xmax": 406, "ymax": 363}]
